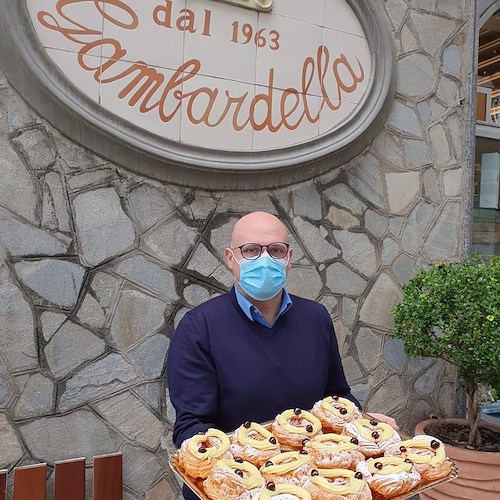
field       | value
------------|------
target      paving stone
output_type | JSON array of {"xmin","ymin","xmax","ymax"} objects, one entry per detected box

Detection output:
[
  {"xmin": 386, "ymin": 101, "xmax": 423, "ymax": 137},
  {"xmin": 359, "ymin": 273, "xmax": 403, "ymax": 329},
  {"xmin": 95, "ymin": 392, "xmax": 164, "ymax": 449},
  {"xmin": 414, "ymin": 362, "xmax": 441, "ymax": 395},
  {"xmin": 384, "ymin": 0, "xmax": 408, "ymax": 31},
  {"xmin": 342, "ymin": 356, "xmax": 364, "ymax": 384},
  {"xmin": 400, "ymin": 24, "xmax": 419, "ymax": 53},
  {"xmin": 59, "ymin": 353, "xmax": 138, "ymax": 411},
  {"xmin": 128, "ymin": 334, "xmax": 170, "ymax": 381},
  {"xmin": 383, "ymin": 337, "xmax": 406, "ymax": 372},
  {"xmin": 183, "ymin": 284, "xmax": 211, "ymax": 307},
  {"xmin": 292, "ymin": 184, "xmax": 322, "ymax": 219},
  {"xmin": 74, "ymin": 187, "xmax": 136, "ymax": 266},
  {"xmin": 0, "ymin": 212, "xmax": 71, "ymax": 257},
  {"xmin": 423, "ymin": 168, "xmax": 442, "ymax": 203},
  {"xmin": 122, "ymin": 443, "xmax": 163, "ymax": 494},
  {"xmin": 333, "ymin": 231, "xmax": 377, "ymax": 278},
  {"xmin": 174, "ymin": 307, "xmax": 190, "ymax": 329},
  {"xmin": 403, "ymin": 139, "xmax": 432, "ymax": 168},
  {"xmin": 0, "ymin": 138, "xmax": 37, "ymax": 223},
  {"xmin": 90, "ymin": 272, "xmax": 123, "ymax": 311},
  {"xmin": 164, "ymin": 387, "xmax": 177, "ymax": 426},
  {"xmin": 13, "ymin": 128, "xmax": 56, "ymax": 171},
  {"xmin": 20, "ymin": 410, "xmax": 120, "ymax": 463},
  {"xmin": 355, "ymin": 327, "xmax": 380, "ymax": 373},
  {"xmin": 429, "ymin": 97, "xmax": 447, "ymax": 121},
  {"xmin": 210, "ymin": 217, "xmax": 239, "ymax": 255},
  {"xmin": 347, "ymin": 155, "xmax": 386, "ymax": 209},
  {"xmin": 442, "ymin": 44, "xmax": 461, "ymax": 78},
  {"xmin": 445, "ymin": 112, "xmax": 465, "ymax": 159},
  {"xmin": 55, "ymin": 134, "xmax": 100, "ymax": 172},
  {"xmin": 288, "ymin": 233, "xmax": 308, "ymax": 265},
  {"xmin": 45, "ymin": 321, "xmax": 106, "ymax": 379},
  {"xmin": 15, "ymin": 259, "xmax": 85, "ymax": 309},
  {"xmin": 44, "ymin": 172, "xmax": 71, "ymax": 232},
  {"xmin": 437, "ymin": 0, "xmax": 464, "ymax": 19},
  {"xmin": 68, "ymin": 169, "xmax": 117, "ymax": 192},
  {"xmin": 286, "ymin": 265, "xmax": 323, "ymax": 300},
  {"xmin": 341, "ymin": 298, "xmax": 358, "ymax": 326},
  {"xmin": 13, "ymin": 373, "xmax": 54, "ymax": 419},
  {"xmin": 438, "ymin": 381, "xmax": 456, "ymax": 416},
  {"xmin": 326, "ymin": 263, "xmax": 367, "ymax": 296},
  {"xmin": 128, "ymin": 185, "xmax": 176, "ymax": 231},
  {"xmin": 350, "ymin": 382, "xmax": 370, "ymax": 408},
  {"xmin": 393, "ymin": 253, "xmax": 417, "ymax": 285},
  {"xmin": 186, "ymin": 243, "xmax": 232, "ymax": 287},
  {"xmin": 77, "ymin": 293, "xmax": 107, "ymax": 329},
  {"xmin": 0, "ymin": 360, "xmax": 17, "ymax": 408},
  {"xmin": 326, "ymin": 206, "xmax": 360, "ymax": 229},
  {"xmin": 411, "ymin": 11, "xmax": 459, "ymax": 57},
  {"xmin": 184, "ymin": 192, "xmax": 219, "ymax": 220},
  {"xmin": 110, "ymin": 289, "xmax": 168, "ymax": 350},
  {"xmin": 417, "ymin": 100, "xmax": 432, "ymax": 125},
  {"xmin": 0, "ymin": 413, "xmax": 23, "ymax": 468},
  {"xmin": 332, "ymin": 318, "xmax": 350, "ymax": 357},
  {"xmin": 324, "ymin": 184, "xmax": 366, "ymax": 215},
  {"xmin": 388, "ymin": 217, "xmax": 404, "ymax": 237},
  {"xmin": 318, "ymin": 295, "xmax": 338, "ymax": 316},
  {"xmin": 371, "ymin": 132, "xmax": 405, "ymax": 168},
  {"xmin": 407, "ymin": 357, "xmax": 434, "ymax": 379},
  {"xmin": 436, "ymin": 75, "xmax": 460, "ymax": 107},
  {"xmin": 381, "ymin": 237, "xmax": 399, "ymax": 266},
  {"xmin": 401, "ymin": 201, "xmax": 435, "ymax": 254},
  {"xmin": 0, "ymin": 279, "xmax": 37, "ymax": 372},
  {"xmin": 423, "ymin": 202, "xmax": 461, "ymax": 261},
  {"xmin": 114, "ymin": 254, "xmax": 178, "ymax": 303},
  {"xmin": 366, "ymin": 375, "xmax": 406, "ymax": 415},
  {"xmin": 397, "ymin": 52, "xmax": 436, "ymax": 98},
  {"xmin": 386, "ymin": 172, "xmax": 420, "ymax": 214},
  {"xmin": 134, "ymin": 382, "xmax": 161, "ymax": 413},
  {"xmin": 5, "ymin": 89, "xmax": 36, "ymax": 131},
  {"xmin": 40, "ymin": 312, "xmax": 67, "ymax": 342},
  {"xmin": 216, "ymin": 192, "xmax": 276, "ymax": 214},
  {"xmin": 293, "ymin": 217, "xmax": 339, "ymax": 262},
  {"xmin": 365, "ymin": 210, "xmax": 387, "ymax": 238},
  {"xmin": 142, "ymin": 216, "xmax": 198, "ymax": 267},
  {"xmin": 443, "ymin": 168, "xmax": 462, "ymax": 197},
  {"xmin": 146, "ymin": 478, "xmax": 178, "ymax": 500}
]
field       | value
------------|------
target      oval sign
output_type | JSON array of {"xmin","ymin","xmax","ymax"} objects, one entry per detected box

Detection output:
[{"xmin": 0, "ymin": 0, "xmax": 395, "ymax": 188}]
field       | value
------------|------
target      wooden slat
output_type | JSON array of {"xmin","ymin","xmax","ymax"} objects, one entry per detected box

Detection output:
[
  {"xmin": 13, "ymin": 463, "xmax": 46, "ymax": 500},
  {"xmin": 93, "ymin": 453, "xmax": 122, "ymax": 500},
  {"xmin": 0, "ymin": 469, "xmax": 7, "ymax": 500},
  {"xmin": 54, "ymin": 458, "xmax": 85, "ymax": 500}
]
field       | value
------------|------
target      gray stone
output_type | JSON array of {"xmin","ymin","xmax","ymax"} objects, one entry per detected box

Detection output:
[
  {"xmin": 286, "ymin": 266, "xmax": 323, "ymax": 300},
  {"xmin": 333, "ymin": 319, "xmax": 350, "ymax": 356},
  {"xmin": 437, "ymin": 0, "xmax": 464, "ymax": 19},
  {"xmin": 386, "ymin": 172, "xmax": 420, "ymax": 214},
  {"xmin": 128, "ymin": 185, "xmax": 176, "ymax": 231},
  {"xmin": 45, "ymin": 172, "xmax": 71, "ymax": 232},
  {"xmin": 333, "ymin": 231, "xmax": 377, "ymax": 278},
  {"xmin": 164, "ymin": 387, "xmax": 177, "ymax": 426},
  {"xmin": 438, "ymin": 381, "xmax": 456, "ymax": 416},
  {"xmin": 423, "ymin": 202, "xmax": 461, "ymax": 261},
  {"xmin": 366, "ymin": 375, "xmax": 406, "ymax": 415},
  {"xmin": 90, "ymin": 272, "xmax": 122, "ymax": 311},
  {"xmin": 417, "ymin": 100, "xmax": 432, "ymax": 125},
  {"xmin": 393, "ymin": 253, "xmax": 417, "ymax": 285},
  {"xmin": 324, "ymin": 184, "xmax": 366, "ymax": 215},
  {"xmin": 0, "ymin": 211, "xmax": 71, "ymax": 257},
  {"xmin": 217, "ymin": 192, "xmax": 276, "ymax": 214},
  {"xmin": 68, "ymin": 169, "xmax": 117, "ymax": 192},
  {"xmin": 342, "ymin": 356, "xmax": 364, "ymax": 384},
  {"xmin": 40, "ymin": 312, "xmax": 67, "ymax": 341},
  {"xmin": 95, "ymin": 392, "xmax": 164, "ymax": 449},
  {"xmin": 423, "ymin": 168, "xmax": 442, "ymax": 203},
  {"xmin": 445, "ymin": 112, "xmax": 465, "ymax": 160},
  {"xmin": 186, "ymin": 243, "xmax": 232, "ymax": 287},
  {"xmin": 442, "ymin": 44, "xmax": 461, "ymax": 78},
  {"xmin": 401, "ymin": 202, "xmax": 435, "ymax": 254},
  {"xmin": 359, "ymin": 273, "xmax": 403, "ymax": 328},
  {"xmin": 355, "ymin": 327, "xmax": 380, "ymax": 373},
  {"xmin": 326, "ymin": 206, "xmax": 360, "ymax": 229},
  {"xmin": 385, "ymin": 0, "xmax": 408, "ymax": 31},
  {"xmin": 326, "ymin": 263, "xmax": 367, "ymax": 296},
  {"xmin": 347, "ymin": 155, "xmax": 386, "ymax": 209},
  {"xmin": 386, "ymin": 101, "xmax": 423, "ymax": 137},
  {"xmin": 20, "ymin": 411, "xmax": 120, "ymax": 463},
  {"xmin": 14, "ymin": 373, "xmax": 54, "ymax": 419},
  {"xmin": 443, "ymin": 168, "xmax": 462, "ymax": 197},
  {"xmin": 0, "ymin": 280, "xmax": 37, "ymax": 372},
  {"xmin": 365, "ymin": 210, "xmax": 387, "ymax": 238},
  {"xmin": 430, "ymin": 97, "xmax": 447, "ymax": 121},
  {"xmin": 293, "ymin": 217, "xmax": 339, "ymax": 262},
  {"xmin": 77, "ymin": 293, "xmax": 107, "ymax": 329},
  {"xmin": 411, "ymin": 11, "xmax": 459, "ymax": 57},
  {"xmin": 110, "ymin": 289, "xmax": 168, "ymax": 350},
  {"xmin": 383, "ymin": 337, "xmax": 406, "ymax": 372},
  {"xmin": 184, "ymin": 284, "xmax": 211, "ymax": 307},
  {"xmin": 174, "ymin": 307, "xmax": 190, "ymax": 329},
  {"xmin": 45, "ymin": 321, "xmax": 106, "ymax": 379},
  {"xmin": 372, "ymin": 132, "xmax": 404, "ymax": 168},
  {"xmin": 292, "ymin": 184, "xmax": 322, "ymax": 219},
  {"xmin": 59, "ymin": 353, "xmax": 138, "ymax": 411},
  {"xmin": 184, "ymin": 192, "xmax": 219, "ymax": 220},
  {"xmin": 134, "ymin": 382, "xmax": 161, "ymax": 413},
  {"xmin": 388, "ymin": 217, "xmax": 404, "ymax": 237},
  {"xmin": 350, "ymin": 382, "xmax": 370, "ymax": 408},
  {"xmin": 436, "ymin": 76, "xmax": 460, "ymax": 107},
  {"xmin": 74, "ymin": 188, "xmax": 136, "ymax": 266},
  {"xmin": 407, "ymin": 357, "xmax": 434, "ymax": 379},
  {"xmin": 381, "ymin": 237, "xmax": 399, "ymax": 266},
  {"xmin": 210, "ymin": 217, "xmax": 239, "ymax": 256},
  {"xmin": 397, "ymin": 52, "xmax": 436, "ymax": 98},
  {"xmin": 414, "ymin": 363, "xmax": 441, "ymax": 395},
  {"xmin": 146, "ymin": 478, "xmax": 178, "ymax": 500},
  {"xmin": 288, "ymin": 233, "xmax": 307, "ymax": 264},
  {"xmin": 0, "ymin": 413, "xmax": 23, "ymax": 468},
  {"xmin": 55, "ymin": 135, "xmax": 100, "ymax": 172},
  {"xmin": 142, "ymin": 216, "xmax": 198, "ymax": 267},
  {"xmin": 15, "ymin": 259, "xmax": 85, "ymax": 309},
  {"xmin": 13, "ymin": 128, "xmax": 56, "ymax": 171},
  {"xmin": 0, "ymin": 138, "xmax": 37, "ymax": 223},
  {"xmin": 403, "ymin": 139, "xmax": 432, "ymax": 168},
  {"xmin": 0, "ymin": 360, "xmax": 17, "ymax": 408},
  {"xmin": 122, "ymin": 444, "xmax": 163, "ymax": 494},
  {"xmin": 6, "ymin": 89, "xmax": 36, "ymax": 131},
  {"xmin": 128, "ymin": 334, "xmax": 170, "ymax": 380},
  {"xmin": 318, "ymin": 295, "xmax": 338, "ymax": 316},
  {"xmin": 400, "ymin": 24, "xmax": 419, "ymax": 53},
  {"xmin": 341, "ymin": 298, "xmax": 358, "ymax": 326},
  {"xmin": 114, "ymin": 254, "xmax": 179, "ymax": 303}
]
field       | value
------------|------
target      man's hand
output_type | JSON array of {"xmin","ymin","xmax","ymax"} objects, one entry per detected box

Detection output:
[{"xmin": 367, "ymin": 412, "xmax": 399, "ymax": 430}]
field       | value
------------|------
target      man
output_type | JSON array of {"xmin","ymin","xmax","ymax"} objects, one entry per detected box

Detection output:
[{"xmin": 167, "ymin": 211, "xmax": 396, "ymax": 497}]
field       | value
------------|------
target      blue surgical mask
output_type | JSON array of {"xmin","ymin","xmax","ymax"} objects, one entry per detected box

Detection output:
[{"xmin": 235, "ymin": 253, "xmax": 288, "ymax": 301}]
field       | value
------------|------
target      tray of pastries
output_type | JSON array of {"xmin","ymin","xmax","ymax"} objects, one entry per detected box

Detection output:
[{"xmin": 169, "ymin": 396, "xmax": 458, "ymax": 499}]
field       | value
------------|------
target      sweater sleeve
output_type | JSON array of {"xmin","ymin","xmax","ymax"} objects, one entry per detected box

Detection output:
[
  {"xmin": 166, "ymin": 312, "xmax": 219, "ymax": 447},
  {"xmin": 322, "ymin": 307, "xmax": 362, "ymax": 410}
]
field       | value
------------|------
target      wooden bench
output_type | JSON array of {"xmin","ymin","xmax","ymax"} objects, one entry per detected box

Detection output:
[{"xmin": 0, "ymin": 453, "xmax": 122, "ymax": 500}]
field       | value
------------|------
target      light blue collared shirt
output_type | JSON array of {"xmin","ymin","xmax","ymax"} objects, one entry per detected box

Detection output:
[{"xmin": 234, "ymin": 285, "xmax": 293, "ymax": 328}]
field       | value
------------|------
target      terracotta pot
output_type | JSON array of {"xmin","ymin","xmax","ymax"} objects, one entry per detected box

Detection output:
[{"xmin": 415, "ymin": 418, "xmax": 500, "ymax": 500}]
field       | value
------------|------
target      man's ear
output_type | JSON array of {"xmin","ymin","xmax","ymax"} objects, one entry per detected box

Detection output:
[
  {"xmin": 225, "ymin": 248, "xmax": 234, "ymax": 270},
  {"xmin": 286, "ymin": 248, "xmax": 293, "ymax": 271}
]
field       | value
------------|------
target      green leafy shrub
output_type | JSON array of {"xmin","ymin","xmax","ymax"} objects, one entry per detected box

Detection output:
[{"xmin": 391, "ymin": 255, "xmax": 500, "ymax": 446}]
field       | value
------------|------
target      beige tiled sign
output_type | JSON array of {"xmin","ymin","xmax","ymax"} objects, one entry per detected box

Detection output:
[{"xmin": 27, "ymin": 0, "xmax": 372, "ymax": 152}]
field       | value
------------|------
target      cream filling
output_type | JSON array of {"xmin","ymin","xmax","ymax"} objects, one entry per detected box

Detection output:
[
  {"xmin": 352, "ymin": 418, "xmax": 394, "ymax": 442},
  {"xmin": 259, "ymin": 483, "xmax": 312, "ymax": 499},
  {"xmin": 263, "ymin": 451, "xmax": 310, "ymax": 474},
  {"xmin": 309, "ymin": 433, "xmax": 357, "ymax": 452},
  {"xmin": 216, "ymin": 459, "xmax": 262, "ymax": 489},
  {"xmin": 399, "ymin": 438, "xmax": 446, "ymax": 466},
  {"xmin": 311, "ymin": 469, "xmax": 363, "ymax": 494},
  {"xmin": 187, "ymin": 429, "xmax": 230, "ymax": 459},
  {"xmin": 367, "ymin": 457, "xmax": 412, "ymax": 475},
  {"xmin": 277, "ymin": 410, "xmax": 322, "ymax": 435},
  {"xmin": 237, "ymin": 422, "xmax": 277, "ymax": 450},
  {"xmin": 320, "ymin": 396, "xmax": 357, "ymax": 417}
]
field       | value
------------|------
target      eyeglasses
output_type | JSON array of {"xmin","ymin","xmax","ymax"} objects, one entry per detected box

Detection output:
[{"xmin": 232, "ymin": 242, "xmax": 290, "ymax": 260}]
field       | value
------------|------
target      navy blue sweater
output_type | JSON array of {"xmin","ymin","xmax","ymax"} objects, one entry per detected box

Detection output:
[{"xmin": 167, "ymin": 288, "xmax": 359, "ymax": 448}]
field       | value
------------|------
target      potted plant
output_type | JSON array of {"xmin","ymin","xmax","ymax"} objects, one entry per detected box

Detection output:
[{"xmin": 391, "ymin": 254, "xmax": 500, "ymax": 499}]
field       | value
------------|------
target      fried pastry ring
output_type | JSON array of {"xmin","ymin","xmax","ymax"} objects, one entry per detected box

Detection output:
[
  {"xmin": 203, "ymin": 459, "xmax": 264, "ymax": 499},
  {"xmin": 311, "ymin": 396, "xmax": 363, "ymax": 433},
  {"xmin": 303, "ymin": 468, "xmax": 372, "ymax": 500},
  {"xmin": 230, "ymin": 421, "xmax": 281, "ymax": 467},
  {"xmin": 258, "ymin": 482, "xmax": 312, "ymax": 499},
  {"xmin": 384, "ymin": 435, "xmax": 451, "ymax": 483},
  {"xmin": 178, "ymin": 428, "xmax": 232, "ymax": 479},
  {"xmin": 260, "ymin": 451, "xmax": 313, "ymax": 487},
  {"xmin": 343, "ymin": 418, "xmax": 401, "ymax": 457},
  {"xmin": 303, "ymin": 433, "xmax": 365, "ymax": 470},
  {"xmin": 272, "ymin": 408, "xmax": 322, "ymax": 451},
  {"xmin": 356, "ymin": 456, "xmax": 420, "ymax": 498}
]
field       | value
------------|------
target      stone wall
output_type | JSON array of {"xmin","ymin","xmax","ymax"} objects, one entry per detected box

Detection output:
[{"xmin": 0, "ymin": 1, "xmax": 470, "ymax": 499}]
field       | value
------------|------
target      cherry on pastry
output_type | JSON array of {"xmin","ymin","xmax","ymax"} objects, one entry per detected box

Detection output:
[
  {"xmin": 302, "ymin": 438, "xmax": 310, "ymax": 445},
  {"xmin": 374, "ymin": 462, "xmax": 383, "ymax": 470},
  {"xmin": 332, "ymin": 395, "xmax": 339, "ymax": 400},
  {"xmin": 235, "ymin": 469, "xmax": 243, "ymax": 477},
  {"xmin": 265, "ymin": 461, "xmax": 274, "ymax": 467},
  {"xmin": 198, "ymin": 446, "xmax": 207, "ymax": 453},
  {"xmin": 269, "ymin": 437, "xmax": 277, "ymax": 444},
  {"xmin": 340, "ymin": 408, "xmax": 348, "ymax": 415},
  {"xmin": 405, "ymin": 459, "xmax": 413, "ymax": 463},
  {"xmin": 294, "ymin": 408, "xmax": 302, "ymax": 415},
  {"xmin": 355, "ymin": 472, "xmax": 363, "ymax": 479},
  {"xmin": 311, "ymin": 469, "xmax": 319, "ymax": 476},
  {"xmin": 431, "ymin": 440, "xmax": 440, "ymax": 449},
  {"xmin": 267, "ymin": 482, "xmax": 276, "ymax": 491},
  {"xmin": 370, "ymin": 419, "xmax": 378, "ymax": 426},
  {"xmin": 372, "ymin": 431, "xmax": 380, "ymax": 439},
  {"xmin": 299, "ymin": 450, "xmax": 308, "ymax": 455},
  {"xmin": 235, "ymin": 457, "xmax": 243, "ymax": 463},
  {"xmin": 400, "ymin": 446, "xmax": 407, "ymax": 452},
  {"xmin": 350, "ymin": 438, "xmax": 359, "ymax": 445},
  {"xmin": 244, "ymin": 421, "xmax": 251, "ymax": 428},
  {"xmin": 306, "ymin": 425, "xmax": 313, "ymax": 433}
]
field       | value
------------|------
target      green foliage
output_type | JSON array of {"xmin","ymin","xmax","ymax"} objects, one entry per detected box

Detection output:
[{"xmin": 391, "ymin": 255, "xmax": 500, "ymax": 392}]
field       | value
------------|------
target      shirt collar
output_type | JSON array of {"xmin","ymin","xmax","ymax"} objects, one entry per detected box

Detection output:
[{"xmin": 234, "ymin": 285, "xmax": 293, "ymax": 328}]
